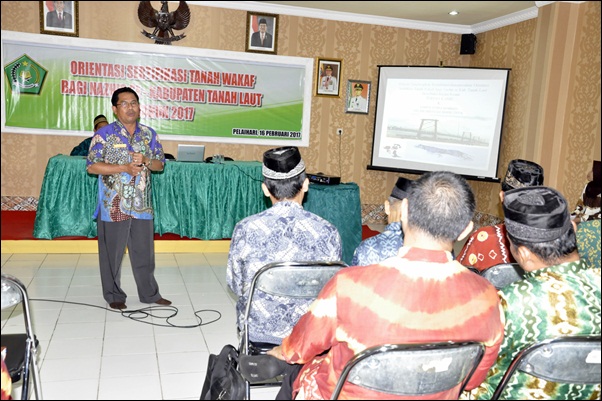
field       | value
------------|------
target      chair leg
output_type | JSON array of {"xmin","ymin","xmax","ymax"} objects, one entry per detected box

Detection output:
[
  {"xmin": 30, "ymin": 341, "xmax": 43, "ymax": 400},
  {"xmin": 20, "ymin": 347, "xmax": 31, "ymax": 400},
  {"xmin": 245, "ymin": 380, "xmax": 251, "ymax": 400},
  {"xmin": 19, "ymin": 339, "xmax": 33, "ymax": 400},
  {"xmin": 22, "ymin": 287, "xmax": 42, "ymax": 400},
  {"xmin": 13, "ymin": 338, "xmax": 42, "ymax": 401}
]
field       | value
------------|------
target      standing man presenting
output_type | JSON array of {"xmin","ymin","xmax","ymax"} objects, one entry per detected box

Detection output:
[{"xmin": 87, "ymin": 87, "xmax": 170, "ymax": 310}]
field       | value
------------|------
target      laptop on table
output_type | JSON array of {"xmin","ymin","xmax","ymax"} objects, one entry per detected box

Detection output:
[{"xmin": 177, "ymin": 144, "xmax": 205, "ymax": 162}]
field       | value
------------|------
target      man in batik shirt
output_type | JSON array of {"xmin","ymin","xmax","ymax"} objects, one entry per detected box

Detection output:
[
  {"xmin": 351, "ymin": 177, "xmax": 412, "ymax": 266},
  {"xmin": 226, "ymin": 146, "xmax": 342, "ymax": 345},
  {"xmin": 87, "ymin": 87, "xmax": 170, "ymax": 310},
  {"xmin": 577, "ymin": 219, "xmax": 601, "ymax": 270},
  {"xmin": 457, "ymin": 159, "xmax": 544, "ymax": 271},
  {"xmin": 268, "ymin": 171, "xmax": 504, "ymax": 400},
  {"xmin": 469, "ymin": 186, "xmax": 601, "ymax": 400}
]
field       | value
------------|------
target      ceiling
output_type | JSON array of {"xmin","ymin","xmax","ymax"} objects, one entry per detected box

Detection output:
[
  {"xmin": 253, "ymin": 1, "xmax": 539, "ymax": 26},
  {"xmin": 202, "ymin": 1, "xmax": 559, "ymax": 33}
]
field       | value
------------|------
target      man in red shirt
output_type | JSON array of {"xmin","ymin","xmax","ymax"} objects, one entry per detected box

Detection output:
[{"xmin": 266, "ymin": 171, "xmax": 505, "ymax": 400}]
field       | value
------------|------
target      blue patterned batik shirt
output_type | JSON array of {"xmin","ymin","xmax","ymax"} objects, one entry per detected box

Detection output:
[
  {"xmin": 351, "ymin": 222, "xmax": 403, "ymax": 266},
  {"xmin": 87, "ymin": 121, "xmax": 165, "ymax": 222},
  {"xmin": 227, "ymin": 201, "xmax": 343, "ymax": 344}
]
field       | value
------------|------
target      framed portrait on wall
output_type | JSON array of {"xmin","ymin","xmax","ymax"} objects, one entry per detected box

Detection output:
[
  {"xmin": 246, "ymin": 12, "xmax": 278, "ymax": 54},
  {"xmin": 315, "ymin": 58, "xmax": 342, "ymax": 97},
  {"xmin": 345, "ymin": 80, "xmax": 371, "ymax": 114},
  {"xmin": 39, "ymin": 1, "xmax": 79, "ymax": 37}
]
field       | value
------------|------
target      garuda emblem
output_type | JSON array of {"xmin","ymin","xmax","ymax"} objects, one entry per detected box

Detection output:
[{"xmin": 138, "ymin": 1, "xmax": 191, "ymax": 45}]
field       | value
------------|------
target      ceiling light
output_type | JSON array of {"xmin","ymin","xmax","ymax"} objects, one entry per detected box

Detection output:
[{"xmin": 449, "ymin": 10, "xmax": 459, "ymax": 16}]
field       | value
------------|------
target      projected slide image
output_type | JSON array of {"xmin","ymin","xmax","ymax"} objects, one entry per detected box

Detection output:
[
  {"xmin": 370, "ymin": 66, "xmax": 510, "ymax": 180},
  {"xmin": 380, "ymin": 137, "xmax": 490, "ymax": 170},
  {"xmin": 381, "ymin": 79, "xmax": 502, "ymax": 147}
]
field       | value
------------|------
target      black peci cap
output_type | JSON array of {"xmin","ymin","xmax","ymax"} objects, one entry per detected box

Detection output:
[
  {"xmin": 501, "ymin": 159, "xmax": 544, "ymax": 192},
  {"xmin": 503, "ymin": 186, "xmax": 571, "ymax": 242},
  {"xmin": 262, "ymin": 146, "xmax": 306, "ymax": 180}
]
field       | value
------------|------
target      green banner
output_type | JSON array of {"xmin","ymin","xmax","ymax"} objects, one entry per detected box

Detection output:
[{"xmin": 1, "ymin": 31, "xmax": 313, "ymax": 146}]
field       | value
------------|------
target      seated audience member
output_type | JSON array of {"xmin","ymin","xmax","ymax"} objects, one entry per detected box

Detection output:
[
  {"xmin": 576, "ymin": 219, "xmax": 601, "ymax": 270},
  {"xmin": 571, "ymin": 160, "xmax": 601, "ymax": 223},
  {"xmin": 226, "ymin": 146, "xmax": 342, "ymax": 345},
  {"xmin": 457, "ymin": 159, "xmax": 544, "ymax": 271},
  {"xmin": 469, "ymin": 186, "xmax": 601, "ymax": 400},
  {"xmin": 267, "ymin": 171, "xmax": 504, "ymax": 400},
  {"xmin": 70, "ymin": 114, "xmax": 108, "ymax": 156},
  {"xmin": 351, "ymin": 177, "xmax": 413, "ymax": 266}
]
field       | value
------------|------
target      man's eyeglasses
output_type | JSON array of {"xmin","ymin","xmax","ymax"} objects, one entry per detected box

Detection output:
[{"xmin": 118, "ymin": 100, "xmax": 139, "ymax": 109}]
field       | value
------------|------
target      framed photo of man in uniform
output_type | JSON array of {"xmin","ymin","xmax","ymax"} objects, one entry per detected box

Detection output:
[
  {"xmin": 246, "ymin": 12, "xmax": 278, "ymax": 54},
  {"xmin": 39, "ymin": 1, "xmax": 79, "ymax": 37},
  {"xmin": 315, "ymin": 58, "xmax": 342, "ymax": 97},
  {"xmin": 345, "ymin": 79, "xmax": 371, "ymax": 114}
]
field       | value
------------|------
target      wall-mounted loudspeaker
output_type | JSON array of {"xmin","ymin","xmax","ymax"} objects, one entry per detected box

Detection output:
[{"xmin": 460, "ymin": 34, "xmax": 477, "ymax": 55}]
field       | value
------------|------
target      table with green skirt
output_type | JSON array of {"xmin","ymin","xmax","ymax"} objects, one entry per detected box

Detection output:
[{"xmin": 33, "ymin": 155, "xmax": 362, "ymax": 264}]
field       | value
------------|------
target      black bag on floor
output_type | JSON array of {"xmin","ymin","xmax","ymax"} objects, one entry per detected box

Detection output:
[{"xmin": 200, "ymin": 344, "xmax": 246, "ymax": 400}]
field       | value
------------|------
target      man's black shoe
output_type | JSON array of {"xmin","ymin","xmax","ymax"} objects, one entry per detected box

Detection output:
[{"xmin": 109, "ymin": 302, "xmax": 127, "ymax": 310}]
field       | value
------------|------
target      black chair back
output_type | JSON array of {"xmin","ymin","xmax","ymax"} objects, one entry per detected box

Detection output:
[
  {"xmin": 330, "ymin": 341, "xmax": 485, "ymax": 399},
  {"xmin": 492, "ymin": 335, "xmax": 602, "ymax": 399},
  {"xmin": 239, "ymin": 260, "xmax": 347, "ymax": 399},
  {"xmin": 480, "ymin": 262, "xmax": 525, "ymax": 289}
]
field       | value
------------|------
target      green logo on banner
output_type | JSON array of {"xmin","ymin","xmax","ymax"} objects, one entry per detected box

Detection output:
[{"xmin": 4, "ymin": 54, "xmax": 47, "ymax": 95}]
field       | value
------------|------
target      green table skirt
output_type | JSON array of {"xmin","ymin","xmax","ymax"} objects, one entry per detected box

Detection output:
[{"xmin": 33, "ymin": 155, "xmax": 362, "ymax": 264}]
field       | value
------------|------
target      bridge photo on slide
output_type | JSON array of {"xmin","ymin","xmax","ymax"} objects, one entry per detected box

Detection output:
[{"xmin": 386, "ymin": 118, "xmax": 490, "ymax": 147}]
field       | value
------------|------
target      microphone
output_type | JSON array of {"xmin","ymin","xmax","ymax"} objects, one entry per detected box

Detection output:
[{"xmin": 131, "ymin": 143, "xmax": 143, "ymax": 166}]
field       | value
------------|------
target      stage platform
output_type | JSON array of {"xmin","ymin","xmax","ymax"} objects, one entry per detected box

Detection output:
[{"xmin": 1, "ymin": 211, "xmax": 380, "ymax": 254}]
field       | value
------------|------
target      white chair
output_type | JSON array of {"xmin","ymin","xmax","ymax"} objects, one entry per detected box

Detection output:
[
  {"xmin": 491, "ymin": 335, "xmax": 601, "ymax": 400},
  {"xmin": 1, "ymin": 273, "xmax": 43, "ymax": 400},
  {"xmin": 330, "ymin": 341, "xmax": 485, "ymax": 400},
  {"xmin": 238, "ymin": 260, "xmax": 347, "ymax": 399}
]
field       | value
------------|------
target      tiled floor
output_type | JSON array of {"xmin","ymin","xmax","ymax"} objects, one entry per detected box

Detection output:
[{"xmin": 1, "ymin": 252, "xmax": 280, "ymax": 400}]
